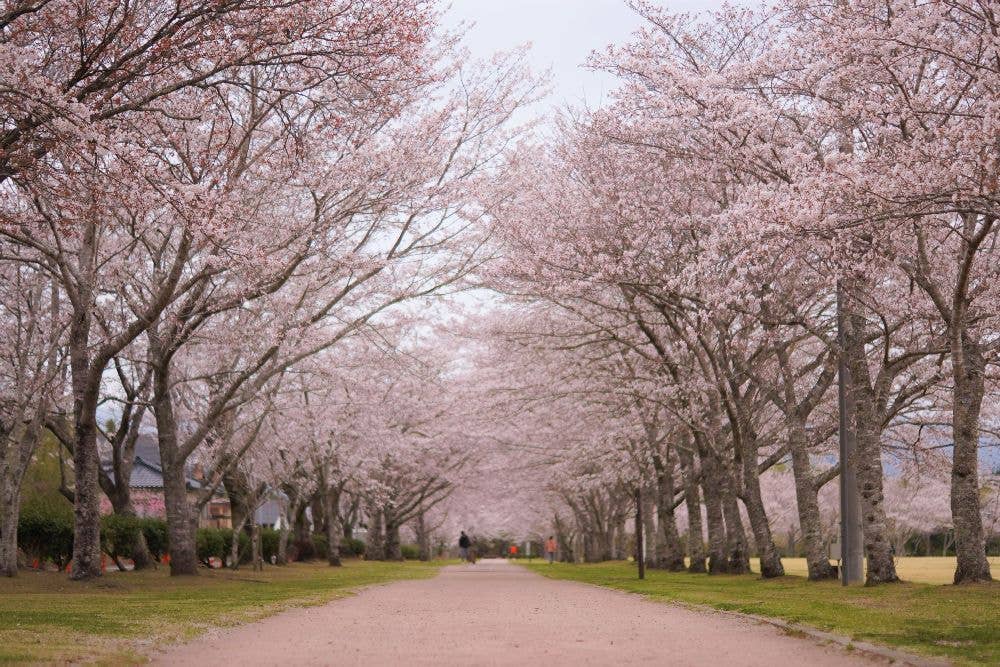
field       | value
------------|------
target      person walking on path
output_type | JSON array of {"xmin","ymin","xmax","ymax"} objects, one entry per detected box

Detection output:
[
  {"xmin": 545, "ymin": 536, "xmax": 557, "ymax": 564},
  {"xmin": 459, "ymin": 531, "xmax": 472, "ymax": 563}
]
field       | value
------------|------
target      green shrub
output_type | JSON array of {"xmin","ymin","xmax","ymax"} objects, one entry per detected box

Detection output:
[
  {"xmin": 261, "ymin": 528, "xmax": 280, "ymax": 562},
  {"xmin": 400, "ymin": 543, "xmax": 420, "ymax": 560},
  {"xmin": 18, "ymin": 501, "xmax": 74, "ymax": 567},
  {"xmin": 101, "ymin": 514, "xmax": 142, "ymax": 561},
  {"xmin": 341, "ymin": 537, "xmax": 366, "ymax": 557},
  {"xmin": 196, "ymin": 528, "xmax": 226, "ymax": 564},
  {"xmin": 139, "ymin": 518, "xmax": 168, "ymax": 559}
]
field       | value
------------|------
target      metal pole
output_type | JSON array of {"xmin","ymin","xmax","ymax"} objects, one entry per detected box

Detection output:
[
  {"xmin": 837, "ymin": 281, "xmax": 864, "ymax": 585},
  {"xmin": 635, "ymin": 488, "xmax": 645, "ymax": 580}
]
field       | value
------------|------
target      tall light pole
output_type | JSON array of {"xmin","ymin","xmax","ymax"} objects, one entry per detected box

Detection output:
[
  {"xmin": 837, "ymin": 281, "xmax": 864, "ymax": 585},
  {"xmin": 635, "ymin": 487, "xmax": 645, "ymax": 580}
]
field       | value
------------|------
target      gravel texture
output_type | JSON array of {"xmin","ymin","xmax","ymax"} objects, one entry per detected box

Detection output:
[{"xmin": 151, "ymin": 559, "xmax": 877, "ymax": 666}]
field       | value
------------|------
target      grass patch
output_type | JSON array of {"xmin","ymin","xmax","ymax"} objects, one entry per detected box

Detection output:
[
  {"xmin": 525, "ymin": 560, "xmax": 999, "ymax": 666},
  {"xmin": 0, "ymin": 559, "xmax": 442, "ymax": 664}
]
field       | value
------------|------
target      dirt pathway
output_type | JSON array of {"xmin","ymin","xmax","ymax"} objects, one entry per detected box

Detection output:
[{"xmin": 151, "ymin": 559, "xmax": 877, "ymax": 666}]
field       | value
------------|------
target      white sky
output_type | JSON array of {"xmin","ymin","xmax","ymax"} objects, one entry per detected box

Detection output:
[{"xmin": 442, "ymin": 0, "xmax": 729, "ymax": 114}]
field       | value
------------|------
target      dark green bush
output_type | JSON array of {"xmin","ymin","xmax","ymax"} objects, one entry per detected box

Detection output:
[
  {"xmin": 196, "ymin": 528, "xmax": 226, "ymax": 564},
  {"xmin": 341, "ymin": 537, "xmax": 366, "ymax": 558},
  {"xmin": 18, "ymin": 501, "xmax": 74, "ymax": 567},
  {"xmin": 139, "ymin": 518, "xmax": 168, "ymax": 560},
  {"xmin": 261, "ymin": 528, "xmax": 280, "ymax": 562},
  {"xmin": 101, "ymin": 514, "xmax": 142, "ymax": 561},
  {"xmin": 400, "ymin": 543, "xmax": 420, "ymax": 560}
]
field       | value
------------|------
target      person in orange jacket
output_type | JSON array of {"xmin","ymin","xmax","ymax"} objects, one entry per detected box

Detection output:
[{"xmin": 545, "ymin": 536, "xmax": 557, "ymax": 564}]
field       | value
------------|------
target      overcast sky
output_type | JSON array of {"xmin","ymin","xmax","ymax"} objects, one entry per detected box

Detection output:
[{"xmin": 442, "ymin": 0, "xmax": 728, "ymax": 113}]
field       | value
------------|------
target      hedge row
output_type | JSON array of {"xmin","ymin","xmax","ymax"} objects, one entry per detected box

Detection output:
[
  {"xmin": 18, "ymin": 505, "xmax": 370, "ymax": 568},
  {"xmin": 17, "ymin": 506, "xmax": 170, "ymax": 568}
]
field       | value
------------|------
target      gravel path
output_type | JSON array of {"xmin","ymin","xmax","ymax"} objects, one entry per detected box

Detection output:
[{"xmin": 151, "ymin": 559, "xmax": 876, "ymax": 666}]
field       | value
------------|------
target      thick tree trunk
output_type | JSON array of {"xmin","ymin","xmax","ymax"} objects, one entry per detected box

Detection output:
[
  {"xmin": 951, "ymin": 338, "xmax": 992, "ymax": 583},
  {"xmin": 415, "ymin": 510, "xmax": 432, "ymax": 562},
  {"xmin": 787, "ymin": 421, "xmax": 835, "ymax": 579},
  {"xmin": 0, "ymin": 418, "xmax": 42, "ymax": 577},
  {"xmin": 741, "ymin": 439, "xmax": 783, "ymax": 578},
  {"xmin": 699, "ymin": 448, "xmax": 729, "ymax": 574},
  {"xmin": 311, "ymin": 494, "xmax": 326, "ymax": 537},
  {"xmin": 0, "ymin": 484, "xmax": 20, "ymax": 577},
  {"xmin": 294, "ymin": 501, "xmax": 310, "ymax": 543},
  {"xmin": 366, "ymin": 505, "xmax": 385, "ymax": 560},
  {"xmin": 384, "ymin": 518, "xmax": 402, "ymax": 561},
  {"xmin": 162, "ymin": 460, "xmax": 198, "ymax": 575},
  {"xmin": 153, "ymin": 369, "xmax": 198, "ymax": 576},
  {"xmin": 722, "ymin": 490, "xmax": 751, "ymax": 574},
  {"xmin": 67, "ymin": 222, "xmax": 104, "ymax": 581},
  {"xmin": 278, "ymin": 524, "xmax": 291, "ymax": 564},
  {"xmin": 229, "ymin": 513, "xmax": 246, "ymax": 568},
  {"xmin": 251, "ymin": 523, "xmax": 262, "ymax": 571},
  {"xmin": 69, "ymin": 385, "xmax": 103, "ymax": 580},
  {"xmin": 653, "ymin": 457, "xmax": 685, "ymax": 571},
  {"xmin": 642, "ymin": 488, "xmax": 657, "ymax": 565},
  {"xmin": 843, "ymin": 308, "xmax": 898, "ymax": 585},
  {"xmin": 612, "ymin": 514, "xmax": 627, "ymax": 561},
  {"xmin": 324, "ymin": 486, "xmax": 343, "ymax": 567},
  {"xmin": 277, "ymin": 497, "xmax": 300, "ymax": 565},
  {"xmin": 678, "ymin": 446, "xmax": 706, "ymax": 573}
]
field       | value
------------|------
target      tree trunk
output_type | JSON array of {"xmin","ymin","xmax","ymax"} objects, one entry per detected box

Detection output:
[
  {"xmin": 679, "ymin": 446, "xmax": 706, "ymax": 573},
  {"xmin": 613, "ymin": 514, "xmax": 627, "ymax": 560},
  {"xmin": 162, "ymin": 460, "xmax": 198, "ymax": 575},
  {"xmin": 310, "ymin": 494, "xmax": 326, "ymax": 537},
  {"xmin": 0, "ymin": 418, "xmax": 43, "ymax": 577},
  {"xmin": 324, "ymin": 486, "xmax": 343, "ymax": 567},
  {"xmin": 722, "ymin": 490, "xmax": 751, "ymax": 574},
  {"xmin": 366, "ymin": 504, "xmax": 385, "ymax": 560},
  {"xmin": 950, "ymin": 337, "xmax": 992, "ymax": 583},
  {"xmin": 653, "ymin": 457, "xmax": 685, "ymax": 571},
  {"xmin": 741, "ymin": 438, "xmax": 784, "ymax": 578},
  {"xmin": 229, "ymin": 513, "xmax": 246, "ymax": 569},
  {"xmin": 843, "ymin": 308, "xmax": 898, "ymax": 585},
  {"xmin": 787, "ymin": 420, "xmax": 836, "ymax": 579},
  {"xmin": 153, "ymin": 372, "xmax": 198, "ymax": 575},
  {"xmin": 384, "ymin": 517, "xmax": 402, "ymax": 561},
  {"xmin": 251, "ymin": 523, "xmax": 262, "ymax": 571},
  {"xmin": 415, "ymin": 509, "xmax": 432, "ymax": 562},
  {"xmin": 278, "ymin": 524, "xmax": 291, "ymax": 564},
  {"xmin": 642, "ymin": 488, "xmax": 657, "ymax": 565},
  {"xmin": 699, "ymin": 447, "xmax": 729, "ymax": 574},
  {"xmin": 0, "ymin": 483, "xmax": 20, "ymax": 577},
  {"xmin": 69, "ymin": 385, "xmax": 103, "ymax": 580}
]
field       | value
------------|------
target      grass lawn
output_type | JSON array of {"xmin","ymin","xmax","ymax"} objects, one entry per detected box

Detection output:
[
  {"xmin": 0, "ymin": 559, "xmax": 443, "ymax": 664},
  {"xmin": 524, "ymin": 559, "xmax": 999, "ymax": 666}
]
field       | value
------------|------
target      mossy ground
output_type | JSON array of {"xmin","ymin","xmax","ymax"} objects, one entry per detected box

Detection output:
[
  {"xmin": 525, "ymin": 558, "xmax": 999, "ymax": 666},
  {"xmin": 0, "ymin": 559, "xmax": 442, "ymax": 664}
]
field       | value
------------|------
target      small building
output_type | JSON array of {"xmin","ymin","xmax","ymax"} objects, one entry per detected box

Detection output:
[{"xmin": 101, "ymin": 434, "xmax": 232, "ymax": 529}]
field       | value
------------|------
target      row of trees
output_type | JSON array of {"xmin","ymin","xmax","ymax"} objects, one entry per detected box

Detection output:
[
  {"xmin": 0, "ymin": 0, "xmax": 534, "ymax": 578},
  {"xmin": 474, "ymin": 0, "xmax": 998, "ymax": 585}
]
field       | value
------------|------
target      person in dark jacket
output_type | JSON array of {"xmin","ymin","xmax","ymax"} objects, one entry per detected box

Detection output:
[{"xmin": 459, "ymin": 531, "xmax": 471, "ymax": 562}]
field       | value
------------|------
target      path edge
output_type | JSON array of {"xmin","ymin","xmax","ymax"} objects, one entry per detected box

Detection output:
[
  {"xmin": 144, "ymin": 564, "xmax": 448, "ymax": 663},
  {"xmin": 518, "ymin": 564, "xmax": 950, "ymax": 667}
]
